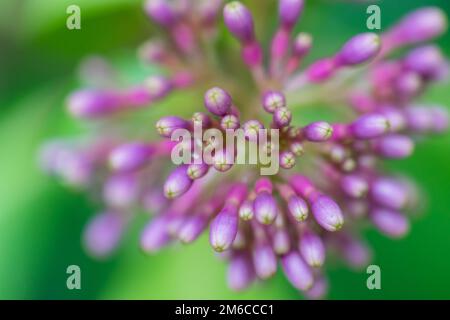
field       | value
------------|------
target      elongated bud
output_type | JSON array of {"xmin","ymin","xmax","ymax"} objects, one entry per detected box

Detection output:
[
  {"xmin": 253, "ymin": 242, "xmax": 277, "ymax": 279},
  {"xmin": 293, "ymin": 32, "xmax": 312, "ymax": 57},
  {"xmin": 109, "ymin": 143, "xmax": 155, "ymax": 172},
  {"xmin": 281, "ymin": 251, "xmax": 314, "ymax": 291},
  {"xmin": 371, "ymin": 177, "xmax": 408, "ymax": 210},
  {"xmin": 350, "ymin": 114, "xmax": 390, "ymax": 139},
  {"xmin": 306, "ymin": 58, "xmax": 336, "ymax": 82},
  {"xmin": 145, "ymin": 75, "xmax": 172, "ymax": 100},
  {"xmin": 68, "ymin": 89, "xmax": 120, "ymax": 119},
  {"xmin": 341, "ymin": 174, "xmax": 368, "ymax": 198},
  {"xmin": 204, "ymin": 87, "xmax": 232, "ymax": 116},
  {"xmin": 103, "ymin": 174, "xmax": 139, "ymax": 208},
  {"xmin": 253, "ymin": 192, "xmax": 278, "ymax": 225},
  {"xmin": 178, "ymin": 215, "xmax": 208, "ymax": 243},
  {"xmin": 404, "ymin": 45, "xmax": 446, "ymax": 79},
  {"xmin": 187, "ymin": 163, "xmax": 209, "ymax": 179},
  {"xmin": 156, "ymin": 116, "xmax": 190, "ymax": 138},
  {"xmin": 164, "ymin": 165, "xmax": 193, "ymax": 199},
  {"xmin": 279, "ymin": 0, "xmax": 304, "ymax": 30},
  {"xmin": 84, "ymin": 211, "xmax": 125, "ymax": 258},
  {"xmin": 228, "ymin": 252, "xmax": 254, "ymax": 291},
  {"xmin": 239, "ymin": 200, "xmax": 254, "ymax": 220},
  {"xmin": 336, "ymin": 33, "xmax": 381, "ymax": 66},
  {"xmin": 388, "ymin": 7, "xmax": 448, "ymax": 46},
  {"xmin": 303, "ymin": 121, "xmax": 333, "ymax": 142},
  {"xmin": 209, "ymin": 204, "xmax": 239, "ymax": 252},
  {"xmin": 223, "ymin": 2, "xmax": 255, "ymax": 43},
  {"xmin": 374, "ymin": 134, "xmax": 414, "ymax": 159},
  {"xmin": 300, "ymin": 230, "xmax": 326, "ymax": 267},
  {"xmin": 144, "ymin": 0, "xmax": 177, "ymax": 27},
  {"xmin": 311, "ymin": 195, "xmax": 344, "ymax": 231},
  {"xmin": 262, "ymin": 91, "xmax": 286, "ymax": 113},
  {"xmin": 273, "ymin": 228, "xmax": 291, "ymax": 255},
  {"xmin": 371, "ymin": 208, "xmax": 410, "ymax": 238},
  {"xmin": 140, "ymin": 216, "xmax": 171, "ymax": 253},
  {"xmin": 290, "ymin": 142, "xmax": 304, "ymax": 156},
  {"xmin": 273, "ymin": 107, "xmax": 292, "ymax": 127},
  {"xmin": 287, "ymin": 195, "xmax": 309, "ymax": 221},
  {"xmin": 339, "ymin": 234, "xmax": 371, "ymax": 268}
]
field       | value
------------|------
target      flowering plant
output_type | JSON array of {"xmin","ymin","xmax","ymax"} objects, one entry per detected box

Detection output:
[{"xmin": 41, "ymin": 0, "xmax": 448, "ymax": 298}]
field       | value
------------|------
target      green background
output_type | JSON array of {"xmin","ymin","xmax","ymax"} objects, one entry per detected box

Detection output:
[{"xmin": 1, "ymin": 0, "xmax": 449, "ymax": 299}]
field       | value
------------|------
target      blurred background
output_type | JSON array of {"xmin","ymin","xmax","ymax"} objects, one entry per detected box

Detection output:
[{"xmin": 1, "ymin": 0, "xmax": 449, "ymax": 299}]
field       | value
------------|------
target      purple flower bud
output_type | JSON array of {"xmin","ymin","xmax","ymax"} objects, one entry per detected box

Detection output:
[
  {"xmin": 84, "ymin": 211, "xmax": 125, "ymax": 258},
  {"xmin": 262, "ymin": 91, "xmax": 286, "ymax": 113},
  {"xmin": 140, "ymin": 215, "xmax": 171, "ymax": 253},
  {"xmin": 192, "ymin": 112, "xmax": 212, "ymax": 129},
  {"xmin": 67, "ymin": 89, "xmax": 120, "ymax": 119},
  {"xmin": 336, "ymin": 33, "xmax": 381, "ymax": 66},
  {"xmin": 109, "ymin": 143, "xmax": 155, "ymax": 172},
  {"xmin": 209, "ymin": 204, "xmax": 239, "ymax": 252},
  {"xmin": 253, "ymin": 192, "xmax": 278, "ymax": 225},
  {"xmin": 389, "ymin": 7, "xmax": 448, "ymax": 46},
  {"xmin": 279, "ymin": 0, "xmax": 304, "ymax": 29},
  {"xmin": 305, "ymin": 276, "xmax": 328, "ymax": 300},
  {"xmin": 287, "ymin": 195, "xmax": 309, "ymax": 221},
  {"xmin": 239, "ymin": 200, "xmax": 254, "ymax": 221},
  {"xmin": 395, "ymin": 71, "xmax": 422, "ymax": 98},
  {"xmin": 156, "ymin": 116, "xmax": 190, "ymax": 138},
  {"xmin": 340, "ymin": 235, "xmax": 371, "ymax": 268},
  {"xmin": 404, "ymin": 45, "xmax": 446, "ymax": 79},
  {"xmin": 290, "ymin": 142, "xmax": 304, "ymax": 156},
  {"xmin": 311, "ymin": 195, "xmax": 344, "ymax": 231},
  {"xmin": 293, "ymin": 32, "xmax": 312, "ymax": 57},
  {"xmin": 351, "ymin": 114, "xmax": 390, "ymax": 139},
  {"xmin": 103, "ymin": 174, "xmax": 139, "ymax": 208},
  {"xmin": 145, "ymin": 75, "xmax": 172, "ymax": 100},
  {"xmin": 144, "ymin": 0, "xmax": 177, "ymax": 27},
  {"xmin": 227, "ymin": 252, "xmax": 254, "ymax": 291},
  {"xmin": 253, "ymin": 243, "xmax": 277, "ymax": 279},
  {"xmin": 221, "ymin": 114, "xmax": 240, "ymax": 130},
  {"xmin": 187, "ymin": 163, "xmax": 209, "ymax": 180},
  {"xmin": 341, "ymin": 174, "xmax": 368, "ymax": 198},
  {"xmin": 164, "ymin": 165, "xmax": 193, "ymax": 199},
  {"xmin": 204, "ymin": 87, "xmax": 232, "ymax": 116},
  {"xmin": 280, "ymin": 151, "xmax": 296, "ymax": 169},
  {"xmin": 371, "ymin": 177, "xmax": 408, "ymax": 210},
  {"xmin": 371, "ymin": 208, "xmax": 410, "ymax": 238},
  {"xmin": 223, "ymin": 2, "xmax": 255, "ymax": 43},
  {"xmin": 405, "ymin": 106, "xmax": 434, "ymax": 132},
  {"xmin": 213, "ymin": 149, "xmax": 234, "ymax": 172},
  {"xmin": 273, "ymin": 229, "xmax": 291, "ymax": 255},
  {"xmin": 178, "ymin": 215, "xmax": 208, "ymax": 243},
  {"xmin": 303, "ymin": 121, "xmax": 333, "ymax": 142},
  {"xmin": 243, "ymin": 120, "xmax": 264, "ymax": 141},
  {"xmin": 306, "ymin": 58, "xmax": 336, "ymax": 82},
  {"xmin": 300, "ymin": 230, "xmax": 326, "ymax": 267},
  {"xmin": 374, "ymin": 134, "xmax": 415, "ymax": 159},
  {"xmin": 273, "ymin": 107, "xmax": 292, "ymax": 127},
  {"xmin": 378, "ymin": 106, "xmax": 407, "ymax": 132},
  {"xmin": 281, "ymin": 251, "xmax": 314, "ymax": 291}
]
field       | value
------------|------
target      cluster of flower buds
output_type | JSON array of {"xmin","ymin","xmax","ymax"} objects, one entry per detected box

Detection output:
[{"xmin": 41, "ymin": 0, "xmax": 448, "ymax": 298}]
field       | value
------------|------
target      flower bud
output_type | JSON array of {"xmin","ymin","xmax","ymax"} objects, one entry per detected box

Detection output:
[
  {"xmin": 164, "ymin": 165, "xmax": 193, "ymax": 199},
  {"xmin": 223, "ymin": 2, "xmax": 255, "ymax": 43},
  {"xmin": 204, "ymin": 87, "xmax": 232, "ymax": 116},
  {"xmin": 336, "ymin": 33, "xmax": 381, "ymax": 66},
  {"xmin": 281, "ymin": 251, "xmax": 314, "ymax": 291}
]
